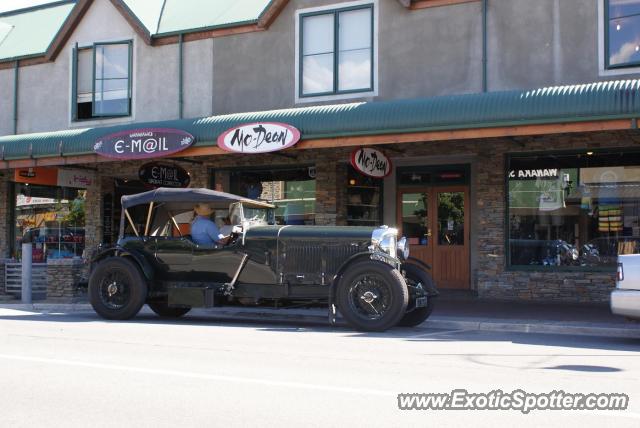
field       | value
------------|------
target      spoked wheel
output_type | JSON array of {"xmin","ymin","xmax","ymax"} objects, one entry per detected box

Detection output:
[
  {"xmin": 397, "ymin": 263, "xmax": 436, "ymax": 327},
  {"xmin": 89, "ymin": 258, "xmax": 147, "ymax": 320},
  {"xmin": 336, "ymin": 261, "xmax": 408, "ymax": 332},
  {"xmin": 148, "ymin": 301, "xmax": 191, "ymax": 318}
]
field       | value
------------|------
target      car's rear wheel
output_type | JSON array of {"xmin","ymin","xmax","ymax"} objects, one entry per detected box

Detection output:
[
  {"xmin": 397, "ymin": 263, "xmax": 436, "ymax": 327},
  {"xmin": 89, "ymin": 257, "xmax": 147, "ymax": 320},
  {"xmin": 336, "ymin": 260, "xmax": 408, "ymax": 332},
  {"xmin": 148, "ymin": 301, "xmax": 191, "ymax": 318}
]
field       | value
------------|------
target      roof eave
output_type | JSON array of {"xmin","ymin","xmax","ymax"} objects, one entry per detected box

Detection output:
[{"xmin": 257, "ymin": 0, "xmax": 290, "ymax": 29}]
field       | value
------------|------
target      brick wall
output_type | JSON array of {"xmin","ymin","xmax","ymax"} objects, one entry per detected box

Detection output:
[{"xmin": 46, "ymin": 258, "xmax": 85, "ymax": 302}]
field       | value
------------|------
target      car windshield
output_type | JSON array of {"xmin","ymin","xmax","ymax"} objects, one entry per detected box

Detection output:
[{"xmin": 231, "ymin": 203, "xmax": 274, "ymax": 227}]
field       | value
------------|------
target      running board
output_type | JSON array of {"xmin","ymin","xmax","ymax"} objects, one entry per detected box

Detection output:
[{"xmin": 168, "ymin": 286, "xmax": 216, "ymax": 308}]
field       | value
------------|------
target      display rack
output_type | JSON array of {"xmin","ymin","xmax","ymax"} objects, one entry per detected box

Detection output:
[{"xmin": 346, "ymin": 168, "xmax": 383, "ymax": 226}]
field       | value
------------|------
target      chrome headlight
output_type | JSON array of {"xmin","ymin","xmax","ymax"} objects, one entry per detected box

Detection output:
[
  {"xmin": 371, "ymin": 226, "xmax": 398, "ymax": 258},
  {"xmin": 397, "ymin": 236, "xmax": 410, "ymax": 260}
]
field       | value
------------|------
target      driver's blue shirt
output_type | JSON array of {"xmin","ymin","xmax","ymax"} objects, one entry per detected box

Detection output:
[{"xmin": 191, "ymin": 216, "xmax": 223, "ymax": 246}]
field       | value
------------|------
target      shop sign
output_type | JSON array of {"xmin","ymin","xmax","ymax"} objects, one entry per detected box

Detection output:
[
  {"xmin": 94, "ymin": 128, "xmax": 195, "ymax": 159},
  {"xmin": 138, "ymin": 162, "xmax": 191, "ymax": 188},
  {"xmin": 14, "ymin": 167, "xmax": 95, "ymax": 188},
  {"xmin": 350, "ymin": 148, "xmax": 392, "ymax": 178},
  {"xmin": 217, "ymin": 122, "xmax": 301, "ymax": 154},
  {"xmin": 508, "ymin": 168, "xmax": 559, "ymax": 180}
]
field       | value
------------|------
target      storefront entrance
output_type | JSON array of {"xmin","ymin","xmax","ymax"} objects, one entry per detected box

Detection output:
[{"xmin": 398, "ymin": 185, "xmax": 470, "ymax": 290}]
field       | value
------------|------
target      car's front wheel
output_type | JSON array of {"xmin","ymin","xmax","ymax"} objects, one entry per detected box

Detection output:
[
  {"xmin": 148, "ymin": 301, "xmax": 191, "ymax": 318},
  {"xmin": 336, "ymin": 260, "xmax": 408, "ymax": 332},
  {"xmin": 89, "ymin": 257, "xmax": 148, "ymax": 320}
]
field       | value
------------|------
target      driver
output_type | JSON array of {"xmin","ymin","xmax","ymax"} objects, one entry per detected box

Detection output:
[{"xmin": 191, "ymin": 203, "xmax": 226, "ymax": 246}]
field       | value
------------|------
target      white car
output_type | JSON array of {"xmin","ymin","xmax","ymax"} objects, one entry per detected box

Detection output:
[{"xmin": 611, "ymin": 254, "xmax": 640, "ymax": 319}]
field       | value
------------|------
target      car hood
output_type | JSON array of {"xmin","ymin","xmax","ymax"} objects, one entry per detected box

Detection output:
[{"xmin": 244, "ymin": 225, "xmax": 377, "ymax": 241}]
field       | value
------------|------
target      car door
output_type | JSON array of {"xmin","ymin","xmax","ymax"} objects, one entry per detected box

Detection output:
[
  {"xmin": 190, "ymin": 243, "xmax": 247, "ymax": 284},
  {"xmin": 154, "ymin": 237, "xmax": 195, "ymax": 280}
]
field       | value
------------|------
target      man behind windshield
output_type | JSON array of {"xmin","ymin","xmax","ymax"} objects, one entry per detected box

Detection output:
[{"xmin": 191, "ymin": 203, "xmax": 225, "ymax": 246}]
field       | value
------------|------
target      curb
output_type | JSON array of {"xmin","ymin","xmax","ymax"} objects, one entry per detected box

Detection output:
[{"xmin": 1, "ymin": 303, "xmax": 639, "ymax": 339}]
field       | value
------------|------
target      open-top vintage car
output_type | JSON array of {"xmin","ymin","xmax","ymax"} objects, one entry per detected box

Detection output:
[{"xmin": 88, "ymin": 188, "xmax": 438, "ymax": 331}]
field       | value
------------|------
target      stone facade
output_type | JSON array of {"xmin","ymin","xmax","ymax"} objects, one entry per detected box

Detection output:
[
  {"xmin": 0, "ymin": 259, "xmax": 7, "ymax": 297},
  {"xmin": 4, "ymin": 129, "xmax": 640, "ymax": 304},
  {"xmin": 46, "ymin": 258, "xmax": 86, "ymax": 302},
  {"xmin": 0, "ymin": 171, "xmax": 9, "ymax": 259}
]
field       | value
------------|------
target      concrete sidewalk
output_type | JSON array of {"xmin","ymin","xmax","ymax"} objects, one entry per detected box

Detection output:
[{"xmin": 1, "ymin": 298, "xmax": 639, "ymax": 339}]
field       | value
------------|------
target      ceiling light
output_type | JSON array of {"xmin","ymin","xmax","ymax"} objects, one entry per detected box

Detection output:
[
  {"xmin": 616, "ymin": 23, "xmax": 621, "ymax": 31},
  {"xmin": 586, "ymin": 151, "xmax": 594, "ymax": 156}
]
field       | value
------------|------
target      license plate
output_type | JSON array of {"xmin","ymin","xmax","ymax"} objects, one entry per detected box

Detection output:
[{"xmin": 415, "ymin": 297, "xmax": 427, "ymax": 308}]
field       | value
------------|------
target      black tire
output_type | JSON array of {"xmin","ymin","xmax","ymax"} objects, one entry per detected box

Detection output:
[
  {"xmin": 336, "ymin": 260, "xmax": 409, "ymax": 332},
  {"xmin": 148, "ymin": 301, "xmax": 191, "ymax": 318},
  {"xmin": 397, "ymin": 263, "xmax": 436, "ymax": 327},
  {"xmin": 89, "ymin": 257, "xmax": 148, "ymax": 320}
]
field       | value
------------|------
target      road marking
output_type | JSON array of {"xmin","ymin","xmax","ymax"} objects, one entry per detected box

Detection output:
[{"xmin": 0, "ymin": 353, "xmax": 395, "ymax": 397}]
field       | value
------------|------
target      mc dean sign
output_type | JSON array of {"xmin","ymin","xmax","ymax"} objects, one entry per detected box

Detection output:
[{"xmin": 217, "ymin": 122, "xmax": 301, "ymax": 154}]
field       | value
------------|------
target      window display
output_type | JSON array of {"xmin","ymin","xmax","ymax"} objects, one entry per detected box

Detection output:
[
  {"xmin": 507, "ymin": 151, "xmax": 640, "ymax": 268},
  {"xmin": 346, "ymin": 165, "xmax": 382, "ymax": 226},
  {"xmin": 229, "ymin": 166, "xmax": 316, "ymax": 225},
  {"xmin": 13, "ymin": 184, "xmax": 86, "ymax": 262}
]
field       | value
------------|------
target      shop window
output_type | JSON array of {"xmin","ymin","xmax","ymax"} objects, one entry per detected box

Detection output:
[
  {"xmin": 72, "ymin": 41, "xmax": 132, "ymax": 120},
  {"xmin": 13, "ymin": 184, "xmax": 86, "ymax": 262},
  {"xmin": 606, "ymin": 0, "xmax": 640, "ymax": 69},
  {"xmin": 298, "ymin": 3, "xmax": 375, "ymax": 98},
  {"xmin": 229, "ymin": 166, "xmax": 316, "ymax": 225},
  {"xmin": 346, "ymin": 165, "xmax": 383, "ymax": 225},
  {"xmin": 507, "ymin": 151, "xmax": 640, "ymax": 269}
]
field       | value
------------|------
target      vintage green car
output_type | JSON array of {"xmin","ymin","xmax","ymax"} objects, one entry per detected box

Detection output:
[{"xmin": 88, "ymin": 188, "xmax": 438, "ymax": 331}]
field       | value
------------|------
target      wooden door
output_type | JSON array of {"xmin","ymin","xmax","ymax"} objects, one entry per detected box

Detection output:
[
  {"xmin": 398, "ymin": 186, "xmax": 470, "ymax": 290},
  {"xmin": 432, "ymin": 186, "xmax": 469, "ymax": 289}
]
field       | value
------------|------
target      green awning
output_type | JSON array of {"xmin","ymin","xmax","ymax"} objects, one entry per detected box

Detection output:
[{"xmin": 1, "ymin": 80, "xmax": 639, "ymax": 161}]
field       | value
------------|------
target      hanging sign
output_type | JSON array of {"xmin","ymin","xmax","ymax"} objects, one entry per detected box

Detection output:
[
  {"xmin": 350, "ymin": 148, "xmax": 392, "ymax": 178},
  {"xmin": 94, "ymin": 128, "xmax": 194, "ymax": 159},
  {"xmin": 217, "ymin": 122, "xmax": 301, "ymax": 154},
  {"xmin": 138, "ymin": 162, "xmax": 191, "ymax": 188}
]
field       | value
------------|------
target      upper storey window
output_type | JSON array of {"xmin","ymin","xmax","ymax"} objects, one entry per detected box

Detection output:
[
  {"xmin": 73, "ymin": 41, "xmax": 132, "ymax": 120},
  {"xmin": 299, "ymin": 3, "xmax": 374, "ymax": 98},
  {"xmin": 606, "ymin": 0, "xmax": 640, "ymax": 68}
]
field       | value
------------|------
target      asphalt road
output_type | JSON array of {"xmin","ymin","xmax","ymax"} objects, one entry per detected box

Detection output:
[{"xmin": 0, "ymin": 308, "xmax": 639, "ymax": 428}]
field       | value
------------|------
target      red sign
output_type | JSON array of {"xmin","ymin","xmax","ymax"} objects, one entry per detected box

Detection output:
[
  {"xmin": 217, "ymin": 122, "xmax": 301, "ymax": 154},
  {"xmin": 94, "ymin": 128, "xmax": 194, "ymax": 160},
  {"xmin": 350, "ymin": 148, "xmax": 392, "ymax": 178}
]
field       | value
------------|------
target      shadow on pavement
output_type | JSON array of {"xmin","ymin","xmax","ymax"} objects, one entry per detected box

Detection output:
[
  {"xmin": 1, "ymin": 310, "xmax": 639, "ymax": 354},
  {"xmin": 543, "ymin": 364, "xmax": 623, "ymax": 372}
]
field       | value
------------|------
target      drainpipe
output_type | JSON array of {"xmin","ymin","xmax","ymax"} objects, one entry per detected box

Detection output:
[
  {"xmin": 482, "ymin": 0, "xmax": 488, "ymax": 93},
  {"xmin": 178, "ymin": 33, "xmax": 184, "ymax": 119},
  {"xmin": 13, "ymin": 60, "xmax": 19, "ymax": 134}
]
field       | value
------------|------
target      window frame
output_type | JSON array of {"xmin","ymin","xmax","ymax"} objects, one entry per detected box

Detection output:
[
  {"xmin": 72, "ymin": 39, "xmax": 133, "ymax": 121},
  {"xmin": 604, "ymin": 0, "xmax": 640, "ymax": 70},
  {"xmin": 296, "ymin": 1, "xmax": 377, "ymax": 101},
  {"xmin": 502, "ymin": 149, "xmax": 640, "ymax": 272}
]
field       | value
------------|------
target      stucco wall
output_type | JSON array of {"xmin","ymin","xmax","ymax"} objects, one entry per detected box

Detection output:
[
  {"xmin": 17, "ymin": 59, "xmax": 69, "ymax": 133},
  {"xmin": 183, "ymin": 39, "xmax": 214, "ymax": 119},
  {"xmin": 1, "ymin": 0, "xmax": 640, "ymax": 135},
  {"xmin": 0, "ymin": 68, "xmax": 13, "ymax": 136}
]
